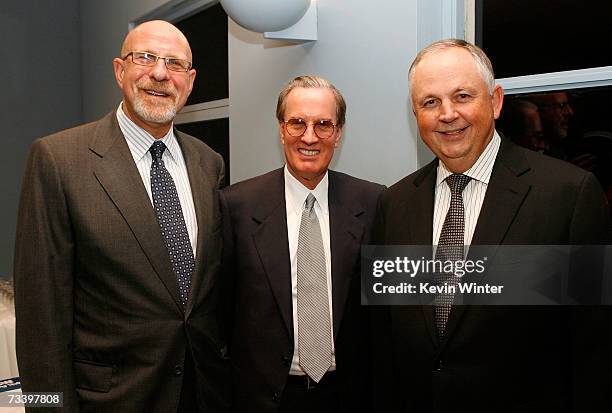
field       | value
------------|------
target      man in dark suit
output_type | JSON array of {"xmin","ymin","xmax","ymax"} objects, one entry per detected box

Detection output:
[
  {"xmin": 221, "ymin": 76, "xmax": 383, "ymax": 412},
  {"xmin": 371, "ymin": 39, "xmax": 611, "ymax": 412},
  {"xmin": 14, "ymin": 20, "xmax": 228, "ymax": 412}
]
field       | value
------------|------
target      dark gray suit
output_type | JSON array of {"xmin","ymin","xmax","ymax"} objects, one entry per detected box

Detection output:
[
  {"xmin": 14, "ymin": 111, "xmax": 229, "ymax": 412},
  {"xmin": 371, "ymin": 137, "xmax": 612, "ymax": 412}
]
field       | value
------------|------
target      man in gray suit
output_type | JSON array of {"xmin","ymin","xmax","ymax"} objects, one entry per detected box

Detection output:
[{"xmin": 14, "ymin": 20, "xmax": 228, "ymax": 412}]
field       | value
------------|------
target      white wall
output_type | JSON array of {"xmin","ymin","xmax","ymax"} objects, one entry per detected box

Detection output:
[
  {"xmin": 79, "ymin": 0, "xmax": 425, "ymax": 187},
  {"xmin": 228, "ymin": 0, "xmax": 420, "ymax": 186},
  {"xmin": 78, "ymin": 0, "xmax": 460, "ymax": 186}
]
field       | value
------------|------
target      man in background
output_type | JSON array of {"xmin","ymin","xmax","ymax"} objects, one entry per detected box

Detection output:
[
  {"xmin": 528, "ymin": 91, "xmax": 574, "ymax": 158},
  {"xmin": 496, "ymin": 98, "xmax": 547, "ymax": 152},
  {"xmin": 221, "ymin": 76, "xmax": 383, "ymax": 412},
  {"xmin": 14, "ymin": 20, "xmax": 228, "ymax": 412}
]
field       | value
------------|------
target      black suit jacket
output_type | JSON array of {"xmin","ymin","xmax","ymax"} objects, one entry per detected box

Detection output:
[
  {"xmin": 14, "ymin": 112, "xmax": 229, "ymax": 412},
  {"xmin": 371, "ymin": 138, "xmax": 611, "ymax": 412},
  {"xmin": 220, "ymin": 168, "xmax": 383, "ymax": 412}
]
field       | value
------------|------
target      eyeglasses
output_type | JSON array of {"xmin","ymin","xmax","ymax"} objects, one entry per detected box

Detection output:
[
  {"xmin": 122, "ymin": 51, "xmax": 192, "ymax": 72},
  {"xmin": 283, "ymin": 118, "xmax": 337, "ymax": 139}
]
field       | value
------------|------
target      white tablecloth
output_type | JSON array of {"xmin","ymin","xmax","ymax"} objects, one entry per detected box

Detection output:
[
  {"xmin": 0, "ymin": 300, "xmax": 22, "ymax": 412},
  {"xmin": 0, "ymin": 302, "xmax": 18, "ymax": 380}
]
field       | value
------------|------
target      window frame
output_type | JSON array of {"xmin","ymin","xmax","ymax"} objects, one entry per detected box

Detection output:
[
  {"xmin": 463, "ymin": 0, "xmax": 612, "ymax": 95},
  {"xmin": 129, "ymin": 0, "xmax": 229, "ymax": 126}
]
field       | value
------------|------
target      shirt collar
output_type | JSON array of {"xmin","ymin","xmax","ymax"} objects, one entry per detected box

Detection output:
[
  {"xmin": 284, "ymin": 165, "xmax": 329, "ymax": 216},
  {"xmin": 116, "ymin": 102, "xmax": 179, "ymax": 164},
  {"xmin": 436, "ymin": 130, "xmax": 501, "ymax": 187}
]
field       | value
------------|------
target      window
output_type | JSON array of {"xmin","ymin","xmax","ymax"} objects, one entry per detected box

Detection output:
[
  {"xmin": 475, "ymin": 0, "xmax": 612, "ymax": 79},
  {"xmin": 465, "ymin": 1, "xmax": 612, "ymax": 214},
  {"xmin": 465, "ymin": 0, "xmax": 612, "ymax": 94},
  {"xmin": 132, "ymin": 0, "xmax": 230, "ymax": 182},
  {"xmin": 497, "ymin": 88, "xmax": 612, "ymax": 213}
]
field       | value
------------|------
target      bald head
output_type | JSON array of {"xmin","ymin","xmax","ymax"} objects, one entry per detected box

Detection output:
[
  {"xmin": 121, "ymin": 20, "xmax": 192, "ymax": 61},
  {"xmin": 113, "ymin": 19, "xmax": 196, "ymax": 138}
]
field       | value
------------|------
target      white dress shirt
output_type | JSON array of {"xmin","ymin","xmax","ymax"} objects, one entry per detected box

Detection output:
[
  {"xmin": 116, "ymin": 103, "xmax": 198, "ymax": 256},
  {"xmin": 284, "ymin": 166, "xmax": 336, "ymax": 375},
  {"xmin": 433, "ymin": 130, "xmax": 501, "ymax": 247}
]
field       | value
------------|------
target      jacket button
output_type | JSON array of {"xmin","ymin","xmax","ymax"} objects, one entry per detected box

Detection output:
[
  {"xmin": 272, "ymin": 392, "xmax": 280, "ymax": 403},
  {"xmin": 174, "ymin": 365, "xmax": 184, "ymax": 376},
  {"xmin": 185, "ymin": 319, "xmax": 191, "ymax": 326},
  {"xmin": 281, "ymin": 355, "xmax": 291, "ymax": 366}
]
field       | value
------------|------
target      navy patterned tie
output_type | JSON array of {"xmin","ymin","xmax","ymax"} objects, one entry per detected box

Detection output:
[
  {"xmin": 434, "ymin": 173, "xmax": 471, "ymax": 336},
  {"xmin": 150, "ymin": 141, "xmax": 195, "ymax": 306}
]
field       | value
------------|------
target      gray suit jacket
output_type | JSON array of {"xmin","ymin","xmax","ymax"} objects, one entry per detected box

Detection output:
[{"xmin": 14, "ymin": 111, "xmax": 229, "ymax": 412}]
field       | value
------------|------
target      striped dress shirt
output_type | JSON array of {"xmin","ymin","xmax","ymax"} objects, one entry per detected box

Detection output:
[
  {"xmin": 116, "ymin": 103, "xmax": 198, "ymax": 256},
  {"xmin": 433, "ymin": 131, "xmax": 501, "ymax": 247}
]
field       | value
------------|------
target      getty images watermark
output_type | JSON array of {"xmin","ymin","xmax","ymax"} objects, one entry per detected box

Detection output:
[
  {"xmin": 371, "ymin": 255, "xmax": 495, "ymax": 295},
  {"xmin": 361, "ymin": 245, "xmax": 612, "ymax": 305}
]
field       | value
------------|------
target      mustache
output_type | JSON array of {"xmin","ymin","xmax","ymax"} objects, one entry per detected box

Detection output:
[{"xmin": 136, "ymin": 79, "xmax": 177, "ymax": 96}]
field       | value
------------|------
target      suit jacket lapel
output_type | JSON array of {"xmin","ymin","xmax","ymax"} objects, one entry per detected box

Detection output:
[
  {"xmin": 471, "ymin": 139, "xmax": 531, "ymax": 245},
  {"xmin": 251, "ymin": 170, "xmax": 293, "ymax": 338},
  {"xmin": 443, "ymin": 138, "xmax": 531, "ymax": 343},
  {"xmin": 328, "ymin": 171, "xmax": 365, "ymax": 340},
  {"xmin": 177, "ymin": 132, "xmax": 217, "ymax": 318},
  {"xmin": 91, "ymin": 112, "xmax": 183, "ymax": 313}
]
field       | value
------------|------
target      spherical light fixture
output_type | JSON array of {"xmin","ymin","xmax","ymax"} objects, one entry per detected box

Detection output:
[{"xmin": 219, "ymin": 0, "xmax": 311, "ymax": 33}]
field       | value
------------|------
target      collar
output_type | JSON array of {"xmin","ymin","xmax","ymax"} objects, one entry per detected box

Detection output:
[
  {"xmin": 284, "ymin": 165, "xmax": 329, "ymax": 217},
  {"xmin": 436, "ymin": 130, "xmax": 501, "ymax": 187},
  {"xmin": 116, "ymin": 102, "xmax": 180, "ymax": 164}
]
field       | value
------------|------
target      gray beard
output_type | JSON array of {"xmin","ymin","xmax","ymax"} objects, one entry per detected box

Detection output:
[{"xmin": 133, "ymin": 96, "xmax": 177, "ymax": 124}]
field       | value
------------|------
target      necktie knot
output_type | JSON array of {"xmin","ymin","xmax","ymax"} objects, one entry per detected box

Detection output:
[
  {"xmin": 304, "ymin": 193, "xmax": 316, "ymax": 213},
  {"xmin": 446, "ymin": 174, "xmax": 471, "ymax": 194},
  {"xmin": 150, "ymin": 141, "xmax": 167, "ymax": 163}
]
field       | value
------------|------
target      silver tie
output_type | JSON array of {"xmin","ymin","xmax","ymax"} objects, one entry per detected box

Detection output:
[{"xmin": 297, "ymin": 193, "xmax": 332, "ymax": 382}]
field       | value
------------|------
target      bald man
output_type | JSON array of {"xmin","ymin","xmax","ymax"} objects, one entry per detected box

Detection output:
[{"xmin": 14, "ymin": 21, "xmax": 228, "ymax": 412}]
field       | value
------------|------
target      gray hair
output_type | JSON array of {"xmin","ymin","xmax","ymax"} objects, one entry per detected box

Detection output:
[
  {"xmin": 408, "ymin": 39, "xmax": 496, "ymax": 95},
  {"xmin": 276, "ymin": 75, "xmax": 347, "ymax": 127}
]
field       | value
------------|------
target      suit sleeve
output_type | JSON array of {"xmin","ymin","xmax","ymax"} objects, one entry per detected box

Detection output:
[
  {"xmin": 217, "ymin": 154, "xmax": 226, "ymax": 189},
  {"xmin": 567, "ymin": 171, "xmax": 612, "ymax": 411},
  {"xmin": 14, "ymin": 139, "xmax": 79, "ymax": 412},
  {"xmin": 218, "ymin": 190, "xmax": 235, "ymax": 348},
  {"xmin": 368, "ymin": 189, "xmax": 397, "ymax": 413},
  {"xmin": 569, "ymin": 171, "xmax": 611, "ymax": 244}
]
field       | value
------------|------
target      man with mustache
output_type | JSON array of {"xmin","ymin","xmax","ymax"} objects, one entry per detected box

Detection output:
[{"xmin": 14, "ymin": 20, "xmax": 228, "ymax": 412}]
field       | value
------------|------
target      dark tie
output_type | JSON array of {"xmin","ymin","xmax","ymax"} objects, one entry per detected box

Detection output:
[
  {"xmin": 150, "ymin": 141, "xmax": 195, "ymax": 306},
  {"xmin": 434, "ymin": 173, "xmax": 472, "ymax": 336},
  {"xmin": 297, "ymin": 193, "xmax": 332, "ymax": 382}
]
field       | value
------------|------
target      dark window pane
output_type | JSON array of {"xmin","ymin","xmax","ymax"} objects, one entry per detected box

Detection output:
[
  {"xmin": 476, "ymin": 0, "xmax": 612, "ymax": 78},
  {"xmin": 497, "ymin": 87, "xmax": 612, "ymax": 215},
  {"xmin": 175, "ymin": 3, "xmax": 228, "ymax": 104},
  {"xmin": 176, "ymin": 118, "xmax": 229, "ymax": 185}
]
